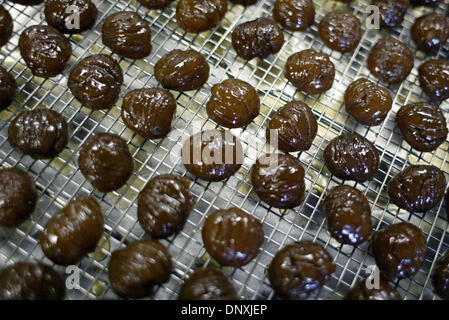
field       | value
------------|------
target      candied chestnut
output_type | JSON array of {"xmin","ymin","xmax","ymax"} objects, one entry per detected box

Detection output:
[
  {"xmin": 0, "ymin": 6, "xmax": 12, "ymax": 46},
  {"xmin": 367, "ymin": 36, "xmax": 414, "ymax": 85},
  {"xmin": 388, "ymin": 164, "xmax": 446, "ymax": 212},
  {"xmin": 121, "ymin": 88, "xmax": 176, "ymax": 139},
  {"xmin": 108, "ymin": 239, "xmax": 172, "ymax": 298},
  {"xmin": 0, "ymin": 65, "xmax": 16, "ymax": 109},
  {"xmin": 0, "ymin": 262, "xmax": 64, "ymax": 300},
  {"xmin": 411, "ymin": 13, "xmax": 449, "ymax": 52},
  {"xmin": 138, "ymin": 0, "xmax": 173, "ymax": 9},
  {"xmin": 268, "ymin": 241, "xmax": 335, "ymax": 299},
  {"xmin": 181, "ymin": 129, "xmax": 243, "ymax": 182},
  {"xmin": 102, "ymin": 11, "xmax": 151, "ymax": 59},
  {"xmin": 8, "ymin": 109, "xmax": 69, "ymax": 159},
  {"xmin": 251, "ymin": 153, "xmax": 305, "ymax": 208},
  {"xmin": 373, "ymin": 0, "xmax": 410, "ymax": 29},
  {"xmin": 318, "ymin": 10, "xmax": 361, "ymax": 53},
  {"xmin": 206, "ymin": 78, "xmax": 260, "ymax": 128},
  {"xmin": 68, "ymin": 54, "xmax": 123, "ymax": 110},
  {"xmin": 40, "ymin": 197, "xmax": 104, "ymax": 266},
  {"xmin": 78, "ymin": 132, "xmax": 134, "ymax": 192},
  {"xmin": 179, "ymin": 268, "xmax": 238, "ymax": 300},
  {"xmin": 396, "ymin": 102, "xmax": 447, "ymax": 152},
  {"xmin": 323, "ymin": 133, "xmax": 380, "ymax": 182},
  {"xmin": 285, "ymin": 49, "xmax": 335, "ymax": 95},
  {"xmin": 19, "ymin": 25, "xmax": 71, "ymax": 78},
  {"xmin": 273, "ymin": 0, "xmax": 315, "ymax": 32},
  {"xmin": 323, "ymin": 185, "xmax": 372, "ymax": 246},
  {"xmin": 138, "ymin": 174, "xmax": 195, "ymax": 238},
  {"xmin": 202, "ymin": 207, "xmax": 264, "ymax": 267},
  {"xmin": 0, "ymin": 167, "xmax": 37, "ymax": 227},
  {"xmin": 433, "ymin": 249, "xmax": 449, "ymax": 300},
  {"xmin": 232, "ymin": 18, "xmax": 284, "ymax": 60},
  {"xmin": 176, "ymin": 0, "xmax": 227, "ymax": 33},
  {"xmin": 45, "ymin": 0, "xmax": 97, "ymax": 34},
  {"xmin": 266, "ymin": 100, "xmax": 317, "ymax": 152},
  {"xmin": 372, "ymin": 222, "xmax": 427, "ymax": 279},
  {"xmin": 346, "ymin": 278, "xmax": 401, "ymax": 300},
  {"xmin": 344, "ymin": 78, "xmax": 392, "ymax": 126},
  {"xmin": 418, "ymin": 59, "xmax": 449, "ymax": 101},
  {"xmin": 155, "ymin": 49, "xmax": 209, "ymax": 92}
]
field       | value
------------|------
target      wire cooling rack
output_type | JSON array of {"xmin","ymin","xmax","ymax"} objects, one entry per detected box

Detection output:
[{"xmin": 0, "ymin": 0, "xmax": 448, "ymax": 300}]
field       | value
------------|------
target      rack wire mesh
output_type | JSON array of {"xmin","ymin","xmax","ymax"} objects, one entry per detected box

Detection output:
[{"xmin": 0, "ymin": 0, "xmax": 448, "ymax": 300}]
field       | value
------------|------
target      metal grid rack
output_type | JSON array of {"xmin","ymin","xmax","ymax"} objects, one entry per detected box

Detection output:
[{"xmin": 0, "ymin": 0, "xmax": 448, "ymax": 300}]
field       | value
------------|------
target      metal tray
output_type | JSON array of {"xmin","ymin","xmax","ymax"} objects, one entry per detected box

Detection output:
[{"xmin": 0, "ymin": 0, "xmax": 448, "ymax": 300}]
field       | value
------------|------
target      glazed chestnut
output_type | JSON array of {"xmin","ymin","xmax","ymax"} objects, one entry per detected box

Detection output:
[
  {"xmin": 0, "ymin": 168, "xmax": 37, "ymax": 227},
  {"xmin": 346, "ymin": 278, "xmax": 401, "ymax": 300},
  {"xmin": 232, "ymin": 18, "xmax": 284, "ymax": 60},
  {"xmin": 0, "ymin": 65, "xmax": 16, "ymax": 109},
  {"xmin": 121, "ymin": 88, "xmax": 176, "ymax": 139},
  {"xmin": 411, "ymin": 0, "xmax": 440, "ymax": 6},
  {"xmin": 181, "ymin": 129, "xmax": 243, "ymax": 182},
  {"xmin": 373, "ymin": 0, "xmax": 410, "ymax": 29},
  {"xmin": 102, "ymin": 11, "xmax": 152, "ymax": 59},
  {"xmin": 176, "ymin": 0, "xmax": 227, "ymax": 33},
  {"xmin": 344, "ymin": 78, "xmax": 392, "ymax": 126},
  {"xmin": 19, "ymin": 25, "xmax": 71, "ymax": 78},
  {"xmin": 251, "ymin": 153, "xmax": 305, "ymax": 209},
  {"xmin": 8, "ymin": 109, "xmax": 69, "ymax": 159},
  {"xmin": 45, "ymin": 0, "xmax": 97, "ymax": 34},
  {"xmin": 138, "ymin": 174, "xmax": 195, "ymax": 238},
  {"xmin": 68, "ymin": 54, "xmax": 123, "ymax": 110},
  {"xmin": 179, "ymin": 268, "xmax": 238, "ymax": 300},
  {"xmin": 433, "ymin": 249, "xmax": 449, "ymax": 300},
  {"xmin": 323, "ymin": 185, "xmax": 372, "ymax": 246},
  {"xmin": 388, "ymin": 165, "xmax": 446, "ymax": 212},
  {"xmin": 206, "ymin": 78, "xmax": 260, "ymax": 128},
  {"xmin": 0, "ymin": 6, "xmax": 12, "ymax": 46},
  {"xmin": 108, "ymin": 239, "xmax": 172, "ymax": 298},
  {"xmin": 0, "ymin": 262, "xmax": 64, "ymax": 300},
  {"xmin": 202, "ymin": 207, "xmax": 264, "ymax": 267},
  {"xmin": 411, "ymin": 13, "xmax": 449, "ymax": 52},
  {"xmin": 418, "ymin": 59, "xmax": 449, "ymax": 101},
  {"xmin": 268, "ymin": 241, "xmax": 335, "ymax": 299},
  {"xmin": 155, "ymin": 49, "xmax": 209, "ymax": 91},
  {"xmin": 78, "ymin": 133, "xmax": 134, "ymax": 192},
  {"xmin": 372, "ymin": 222, "xmax": 427, "ymax": 279},
  {"xmin": 273, "ymin": 0, "xmax": 315, "ymax": 32},
  {"xmin": 318, "ymin": 10, "xmax": 361, "ymax": 53},
  {"xmin": 396, "ymin": 102, "xmax": 448, "ymax": 152},
  {"xmin": 138, "ymin": 0, "xmax": 173, "ymax": 9},
  {"xmin": 266, "ymin": 100, "xmax": 317, "ymax": 152},
  {"xmin": 367, "ymin": 36, "xmax": 414, "ymax": 85},
  {"xmin": 40, "ymin": 197, "xmax": 104, "ymax": 265},
  {"xmin": 323, "ymin": 133, "xmax": 380, "ymax": 182},
  {"xmin": 285, "ymin": 49, "xmax": 335, "ymax": 95}
]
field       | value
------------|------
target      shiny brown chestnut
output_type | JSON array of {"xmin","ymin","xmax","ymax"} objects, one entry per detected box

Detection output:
[
  {"xmin": 206, "ymin": 78, "xmax": 260, "ymax": 128},
  {"xmin": 372, "ymin": 222, "xmax": 427, "ymax": 279},
  {"xmin": 78, "ymin": 132, "xmax": 134, "ymax": 192},
  {"xmin": 108, "ymin": 239, "xmax": 172, "ymax": 298},
  {"xmin": 418, "ymin": 59, "xmax": 449, "ymax": 101},
  {"xmin": 411, "ymin": 13, "xmax": 449, "ymax": 52},
  {"xmin": 40, "ymin": 197, "xmax": 104, "ymax": 265},
  {"xmin": 346, "ymin": 278, "xmax": 401, "ymax": 300},
  {"xmin": 121, "ymin": 88, "xmax": 177, "ymax": 139},
  {"xmin": 273, "ymin": 0, "xmax": 315, "ymax": 32},
  {"xmin": 202, "ymin": 207, "xmax": 264, "ymax": 267},
  {"xmin": 433, "ymin": 249, "xmax": 449, "ymax": 300},
  {"xmin": 251, "ymin": 153, "xmax": 305, "ymax": 209},
  {"xmin": 176, "ymin": 0, "xmax": 227, "ymax": 33},
  {"xmin": 138, "ymin": 174, "xmax": 195, "ymax": 238},
  {"xmin": 0, "ymin": 167, "xmax": 37, "ymax": 227},
  {"xmin": 138, "ymin": 0, "xmax": 173, "ymax": 9},
  {"xmin": 155, "ymin": 49, "xmax": 209, "ymax": 92},
  {"xmin": 373, "ymin": 0, "xmax": 410, "ymax": 29},
  {"xmin": 268, "ymin": 241, "xmax": 335, "ymax": 299},
  {"xmin": 0, "ymin": 65, "xmax": 16, "ymax": 109},
  {"xmin": 388, "ymin": 165, "xmax": 446, "ymax": 212},
  {"xmin": 45, "ymin": 0, "xmax": 97, "ymax": 34},
  {"xmin": 396, "ymin": 102, "xmax": 447, "ymax": 152},
  {"xmin": 0, "ymin": 6, "xmax": 13, "ymax": 46},
  {"xmin": 266, "ymin": 100, "xmax": 317, "ymax": 152},
  {"xmin": 318, "ymin": 10, "xmax": 361, "ymax": 53}
]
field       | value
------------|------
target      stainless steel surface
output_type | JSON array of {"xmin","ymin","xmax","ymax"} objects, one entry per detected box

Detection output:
[{"xmin": 0, "ymin": 0, "xmax": 448, "ymax": 300}]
